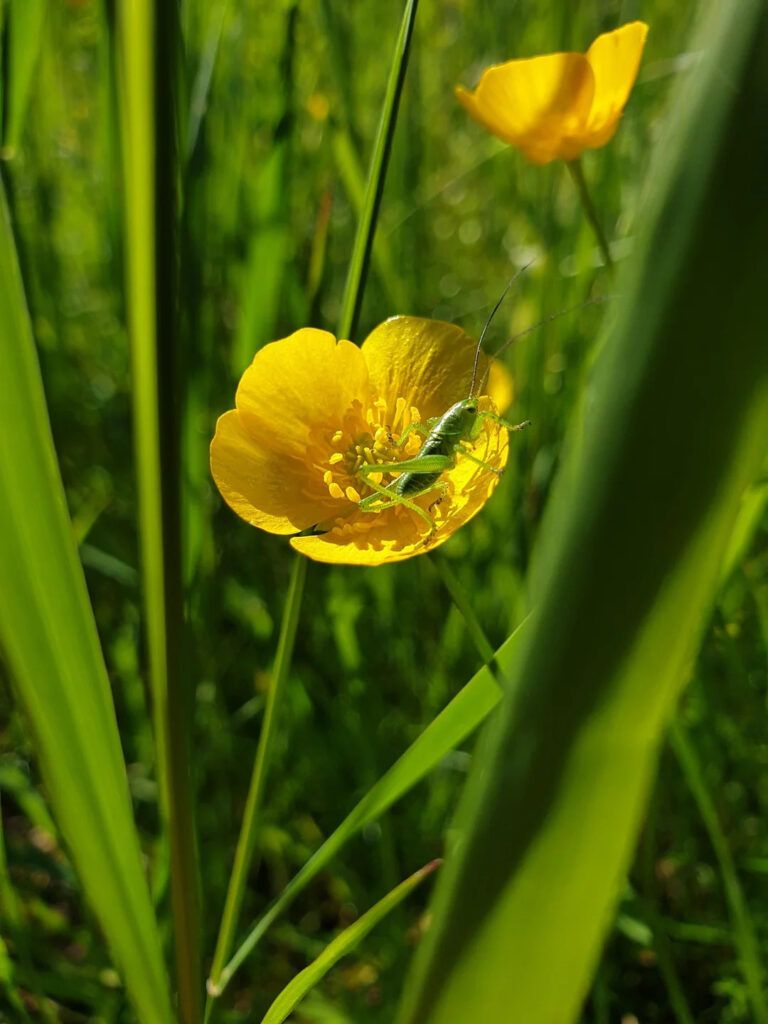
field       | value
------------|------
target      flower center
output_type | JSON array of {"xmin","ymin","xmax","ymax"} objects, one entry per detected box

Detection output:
[{"xmin": 305, "ymin": 395, "xmax": 425, "ymax": 507}]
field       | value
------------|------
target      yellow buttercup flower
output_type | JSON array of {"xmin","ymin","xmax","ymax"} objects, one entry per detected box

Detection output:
[
  {"xmin": 210, "ymin": 318, "xmax": 513, "ymax": 566},
  {"xmin": 456, "ymin": 22, "xmax": 649, "ymax": 165}
]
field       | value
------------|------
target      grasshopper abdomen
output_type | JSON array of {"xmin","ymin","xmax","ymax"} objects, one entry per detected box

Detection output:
[{"xmin": 394, "ymin": 399, "xmax": 478, "ymax": 497}]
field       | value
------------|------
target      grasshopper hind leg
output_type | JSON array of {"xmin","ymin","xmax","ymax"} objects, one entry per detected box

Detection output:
[{"xmin": 358, "ymin": 477, "xmax": 447, "ymax": 538}]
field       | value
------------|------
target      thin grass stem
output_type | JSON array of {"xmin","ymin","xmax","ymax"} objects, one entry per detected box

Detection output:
[
  {"xmin": 638, "ymin": 797, "xmax": 696, "ymax": 1024},
  {"xmin": 0, "ymin": 791, "xmax": 31, "ymax": 1021},
  {"xmin": 430, "ymin": 552, "xmax": 507, "ymax": 689},
  {"xmin": 206, "ymin": 553, "xmax": 307, "ymax": 999},
  {"xmin": 669, "ymin": 720, "xmax": 768, "ymax": 1024},
  {"xmin": 566, "ymin": 157, "xmax": 614, "ymax": 270},
  {"xmin": 336, "ymin": 0, "xmax": 419, "ymax": 340},
  {"xmin": 0, "ymin": 792, "xmax": 22, "ymax": 938}
]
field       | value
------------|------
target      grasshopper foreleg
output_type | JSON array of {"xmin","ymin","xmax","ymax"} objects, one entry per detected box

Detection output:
[{"xmin": 477, "ymin": 411, "xmax": 531, "ymax": 432}]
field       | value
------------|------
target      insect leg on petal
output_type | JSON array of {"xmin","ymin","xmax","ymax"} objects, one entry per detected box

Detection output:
[{"xmin": 358, "ymin": 474, "xmax": 445, "ymax": 535}]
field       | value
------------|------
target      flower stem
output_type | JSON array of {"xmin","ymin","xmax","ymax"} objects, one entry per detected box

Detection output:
[
  {"xmin": 430, "ymin": 552, "xmax": 508, "ymax": 690},
  {"xmin": 205, "ymin": 1, "xmax": 421, "ymax": 1013},
  {"xmin": 566, "ymin": 157, "xmax": 614, "ymax": 270},
  {"xmin": 205, "ymin": 554, "xmax": 307, "ymax": 1006}
]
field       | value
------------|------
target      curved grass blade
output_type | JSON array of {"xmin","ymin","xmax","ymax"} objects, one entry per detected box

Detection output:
[
  {"xmin": 259, "ymin": 860, "xmax": 440, "ymax": 1024},
  {"xmin": 397, "ymin": 3, "xmax": 768, "ymax": 1022},
  {"xmin": 116, "ymin": 3, "xmax": 201, "ymax": 1020},
  {"xmin": 214, "ymin": 619, "xmax": 526, "ymax": 996},
  {"xmin": 0, "ymin": 177, "xmax": 172, "ymax": 1024}
]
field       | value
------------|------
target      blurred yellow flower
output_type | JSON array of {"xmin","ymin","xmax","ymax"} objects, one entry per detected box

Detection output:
[
  {"xmin": 456, "ymin": 21, "xmax": 649, "ymax": 165},
  {"xmin": 210, "ymin": 318, "xmax": 512, "ymax": 566}
]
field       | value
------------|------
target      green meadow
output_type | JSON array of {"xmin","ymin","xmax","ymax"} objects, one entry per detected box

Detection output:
[{"xmin": 1, "ymin": 1, "xmax": 767, "ymax": 1022}]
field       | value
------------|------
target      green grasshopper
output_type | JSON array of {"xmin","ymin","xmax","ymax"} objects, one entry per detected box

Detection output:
[{"xmin": 354, "ymin": 283, "xmax": 531, "ymax": 536}]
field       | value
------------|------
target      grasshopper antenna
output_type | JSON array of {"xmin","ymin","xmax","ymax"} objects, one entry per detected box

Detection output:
[
  {"xmin": 469, "ymin": 260, "xmax": 536, "ymax": 398},
  {"xmin": 476, "ymin": 293, "xmax": 613, "ymax": 394},
  {"xmin": 492, "ymin": 294, "xmax": 611, "ymax": 359}
]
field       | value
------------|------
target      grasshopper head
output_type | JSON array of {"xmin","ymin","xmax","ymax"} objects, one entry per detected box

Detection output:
[{"xmin": 450, "ymin": 397, "xmax": 479, "ymax": 437}]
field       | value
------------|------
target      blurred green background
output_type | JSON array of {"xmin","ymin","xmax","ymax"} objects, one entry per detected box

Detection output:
[{"xmin": 3, "ymin": 0, "xmax": 767, "ymax": 1020}]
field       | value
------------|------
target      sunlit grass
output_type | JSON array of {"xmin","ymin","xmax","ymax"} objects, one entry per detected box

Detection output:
[{"xmin": 1, "ymin": 1, "xmax": 767, "ymax": 1022}]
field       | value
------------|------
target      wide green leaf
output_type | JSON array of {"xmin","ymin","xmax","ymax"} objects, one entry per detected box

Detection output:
[
  {"xmin": 1, "ymin": 0, "xmax": 47, "ymax": 151},
  {"xmin": 0, "ymin": 178, "xmax": 172, "ymax": 1024},
  {"xmin": 397, "ymin": 3, "xmax": 768, "ymax": 1022}
]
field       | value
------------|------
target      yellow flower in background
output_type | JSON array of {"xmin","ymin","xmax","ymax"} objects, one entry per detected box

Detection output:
[
  {"xmin": 210, "ymin": 318, "xmax": 514, "ymax": 566},
  {"xmin": 456, "ymin": 21, "xmax": 649, "ymax": 165}
]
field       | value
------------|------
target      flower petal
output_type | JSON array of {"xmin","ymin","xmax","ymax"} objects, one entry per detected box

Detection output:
[
  {"xmin": 487, "ymin": 358, "xmax": 514, "ymax": 414},
  {"xmin": 291, "ymin": 410, "xmax": 509, "ymax": 566},
  {"xmin": 236, "ymin": 328, "xmax": 370, "ymax": 460},
  {"xmin": 584, "ymin": 21, "xmax": 649, "ymax": 138},
  {"xmin": 210, "ymin": 410, "xmax": 338, "ymax": 534},
  {"xmin": 362, "ymin": 316, "xmax": 489, "ymax": 421},
  {"xmin": 456, "ymin": 52, "xmax": 594, "ymax": 164}
]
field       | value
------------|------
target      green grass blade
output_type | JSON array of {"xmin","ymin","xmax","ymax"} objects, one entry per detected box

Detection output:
[
  {"xmin": 231, "ymin": 147, "xmax": 291, "ymax": 377},
  {"xmin": 116, "ymin": 3, "xmax": 202, "ymax": 1020},
  {"xmin": 720, "ymin": 476, "xmax": 768, "ymax": 583},
  {"xmin": 230, "ymin": 3, "xmax": 297, "ymax": 377},
  {"xmin": 259, "ymin": 860, "xmax": 441, "ymax": 1024},
  {"xmin": 215, "ymin": 619, "xmax": 526, "ymax": 993},
  {"xmin": 0, "ymin": 177, "xmax": 172, "ymax": 1024},
  {"xmin": 669, "ymin": 721, "xmax": 767, "ymax": 1021},
  {"xmin": 0, "ymin": 792, "xmax": 22, "ymax": 939},
  {"xmin": 206, "ymin": 553, "xmax": 307, "ymax": 997},
  {"xmin": 0, "ymin": 791, "xmax": 29, "ymax": 1020},
  {"xmin": 331, "ymin": 126, "xmax": 408, "ymax": 313},
  {"xmin": 1, "ymin": 0, "xmax": 46, "ymax": 153},
  {"xmin": 185, "ymin": 0, "xmax": 228, "ymax": 165},
  {"xmin": 0, "ymin": 933, "xmax": 30, "ymax": 1023},
  {"xmin": 397, "ymin": 4, "xmax": 768, "ymax": 1022},
  {"xmin": 336, "ymin": 0, "xmax": 419, "ymax": 340}
]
